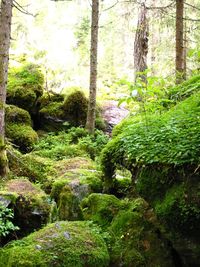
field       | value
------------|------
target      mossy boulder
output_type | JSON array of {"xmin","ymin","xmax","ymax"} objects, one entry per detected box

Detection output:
[
  {"xmin": 50, "ymin": 165, "xmax": 103, "ymax": 220},
  {"xmin": 63, "ymin": 90, "xmax": 88, "ymax": 126},
  {"xmin": 0, "ymin": 179, "xmax": 51, "ymax": 238},
  {"xmin": 39, "ymin": 102, "xmax": 65, "ymax": 132},
  {"xmin": 6, "ymin": 123, "xmax": 38, "ymax": 153},
  {"xmin": 81, "ymin": 194, "xmax": 175, "ymax": 266},
  {"xmin": 0, "ymin": 221, "xmax": 110, "ymax": 267},
  {"xmin": 5, "ymin": 105, "xmax": 32, "ymax": 125},
  {"xmin": 7, "ymin": 63, "xmax": 44, "ymax": 113},
  {"xmin": 81, "ymin": 193, "xmax": 123, "ymax": 227}
]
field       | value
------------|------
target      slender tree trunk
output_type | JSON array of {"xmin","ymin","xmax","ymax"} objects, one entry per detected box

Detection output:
[
  {"xmin": 0, "ymin": 0, "xmax": 13, "ymax": 176},
  {"xmin": 134, "ymin": 1, "xmax": 149, "ymax": 83},
  {"xmin": 176, "ymin": 0, "xmax": 184, "ymax": 84},
  {"xmin": 85, "ymin": 0, "xmax": 99, "ymax": 134}
]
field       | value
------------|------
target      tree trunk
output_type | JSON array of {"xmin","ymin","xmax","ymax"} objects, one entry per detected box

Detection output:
[
  {"xmin": 176, "ymin": 0, "xmax": 184, "ymax": 84},
  {"xmin": 85, "ymin": 0, "xmax": 99, "ymax": 134},
  {"xmin": 134, "ymin": 1, "xmax": 149, "ymax": 83},
  {"xmin": 0, "ymin": 0, "xmax": 13, "ymax": 176}
]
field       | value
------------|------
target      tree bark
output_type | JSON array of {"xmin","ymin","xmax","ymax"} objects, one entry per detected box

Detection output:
[
  {"xmin": 85, "ymin": 0, "xmax": 99, "ymax": 134},
  {"xmin": 176, "ymin": 0, "xmax": 184, "ymax": 84},
  {"xmin": 134, "ymin": 1, "xmax": 149, "ymax": 83},
  {"xmin": 0, "ymin": 0, "xmax": 13, "ymax": 176}
]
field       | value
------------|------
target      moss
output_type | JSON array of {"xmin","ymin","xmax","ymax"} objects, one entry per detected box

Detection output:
[
  {"xmin": 5, "ymin": 105, "xmax": 32, "ymax": 125},
  {"xmin": 155, "ymin": 183, "xmax": 200, "ymax": 238},
  {"xmin": 7, "ymin": 149, "xmax": 55, "ymax": 185},
  {"xmin": 7, "ymin": 63, "xmax": 44, "ymax": 117},
  {"xmin": 57, "ymin": 185, "xmax": 82, "ymax": 220},
  {"xmin": 81, "ymin": 195, "xmax": 174, "ymax": 266},
  {"xmin": 0, "ymin": 221, "xmax": 110, "ymax": 267},
  {"xmin": 6, "ymin": 86, "xmax": 37, "ymax": 112},
  {"xmin": 63, "ymin": 90, "xmax": 88, "ymax": 126},
  {"xmin": 50, "ymin": 168, "xmax": 103, "ymax": 220},
  {"xmin": 39, "ymin": 102, "xmax": 64, "ymax": 119},
  {"xmin": 81, "ymin": 193, "xmax": 123, "ymax": 228},
  {"xmin": 6, "ymin": 123, "xmax": 38, "ymax": 153}
]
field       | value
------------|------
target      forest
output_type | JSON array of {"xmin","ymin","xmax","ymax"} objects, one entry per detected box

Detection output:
[{"xmin": 0, "ymin": 0, "xmax": 200, "ymax": 266}]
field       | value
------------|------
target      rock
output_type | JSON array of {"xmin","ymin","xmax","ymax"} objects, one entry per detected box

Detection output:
[
  {"xmin": 0, "ymin": 179, "xmax": 52, "ymax": 238},
  {"xmin": 0, "ymin": 221, "xmax": 110, "ymax": 267},
  {"xmin": 81, "ymin": 194, "xmax": 176, "ymax": 267}
]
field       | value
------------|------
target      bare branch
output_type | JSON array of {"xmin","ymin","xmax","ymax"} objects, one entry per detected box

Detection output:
[
  {"xmin": 13, "ymin": 1, "xmax": 36, "ymax": 16},
  {"xmin": 184, "ymin": 2, "xmax": 200, "ymax": 12}
]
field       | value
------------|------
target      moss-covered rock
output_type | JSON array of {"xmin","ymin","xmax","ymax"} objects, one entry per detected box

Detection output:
[
  {"xmin": 6, "ymin": 123, "xmax": 38, "ymax": 153},
  {"xmin": 81, "ymin": 193, "xmax": 123, "ymax": 228},
  {"xmin": 7, "ymin": 63, "xmax": 44, "ymax": 112},
  {"xmin": 63, "ymin": 90, "xmax": 88, "ymax": 126},
  {"xmin": 0, "ymin": 179, "xmax": 51, "ymax": 238},
  {"xmin": 5, "ymin": 105, "xmax": 32, "ymax": 125},
  {"xmin": 81, "ymin": 195, "xmax": 175, "ymax": 266},
  {"xmin": 39, "ymin": 102, "xmax": 65, "ymax": 132},
  {"xmin": 50, "ymin": 166, "xmax": 103, "ymax": 220},
  {"xmin": 0, "ymin": 221, "xmax": 110, "ymax": 267}
]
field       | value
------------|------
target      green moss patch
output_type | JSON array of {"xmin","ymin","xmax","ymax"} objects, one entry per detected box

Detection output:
[
  {"xmin": 50, "ymin": 168, "xmax": 103, "ymax": 220},
  {"xmin": 0, "ymin": 221, "xmax": 110, "ymax": 267},
  {"xmin": 6, "ymin": 124, "xmax": 38, "ymax": 153},
  {"xmin": 81, "ymin": 195, "xmax": 174, "ymax": 266},
  {"xmin": 7, "ymin": 63, "xmax": 44, "ymax": 112},
  {"xmin": 5, "ymin": 105, "xmax": 32, "ymax": 125}
]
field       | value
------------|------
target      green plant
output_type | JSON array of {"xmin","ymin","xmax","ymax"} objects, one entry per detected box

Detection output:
[{"xmin": 0, "ymin": 206, "xmax": 19, "ymax": 237}]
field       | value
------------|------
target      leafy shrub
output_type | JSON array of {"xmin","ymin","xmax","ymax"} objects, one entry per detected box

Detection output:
[
  {"xmin": 78, "ymin": 130, "xmax": 109, "ymax": 159},
  {"xmin": 0, "ymin": 206, "xmax": 19, "ymax": 238}
]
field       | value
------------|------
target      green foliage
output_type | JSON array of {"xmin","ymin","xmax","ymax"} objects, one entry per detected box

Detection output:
[
  {"xmin": 7, "ymin": 63, "xmax": 44, "ymax": 111},
  {"xmin": 0, "ymin": 221, "xmax": 110, "ymax": 267},
  {"xmin": 33, "ymin": 128, "xmax": 109, "ymax": 161},
  {"xmin": 101, "ymin": 91, "xmax": 200, "ymax": 182},
  {"xmin": 168, "ymin": 75, "xmax": 200, "ymax": 102},
  {"xmin": 7, "ymin": 148, "xmax": 55, "ymax": 184},
  {"xmin": 118, "ymin": 73, "xmax": 171, "ymax": 114},
  {"xmin": 6, "ymin": 124, "xmax": 38, "ymax": 153},
  {"xmin": 78, "ymin": 130, "xmax": 109, "ymax": 159},
  {"xmin": 0, "ymin": 206, "xmax": 19, "ymax": 237}
]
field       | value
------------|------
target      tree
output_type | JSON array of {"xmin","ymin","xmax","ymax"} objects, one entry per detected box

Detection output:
[
  {"xmin": 0, "ymin": 0, "xmax": 14, "ymax": 176},
  {"xmin": 85, "ymin": 0, "xmax": 99, "ymax": 134},
  {"xmin": 176, "ymin": 0, "xmax": 184, "ymax": 84},
  {"xmin": 134, "ymin": 0, "xmax": 149, "ymax": 84}
]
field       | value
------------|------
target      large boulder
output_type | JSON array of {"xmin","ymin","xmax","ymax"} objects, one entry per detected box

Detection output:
[
  {"xmin": 81, "ymin": 194, "xmax": 176, "ymax": 267},
  {"xmin": 50, "ymin": 158, "xmax": 103, "ymax": 220},
  {"xmin": 0, "ymin": 179, "xmax": 52, "ymax": 238},
  {"xmin": 0, "ymin": 221, "xmax": 110, "ymax": 267},
  {"xmin": 7, "ymin": 63, "xmax": 44, "ymax": 113}
]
